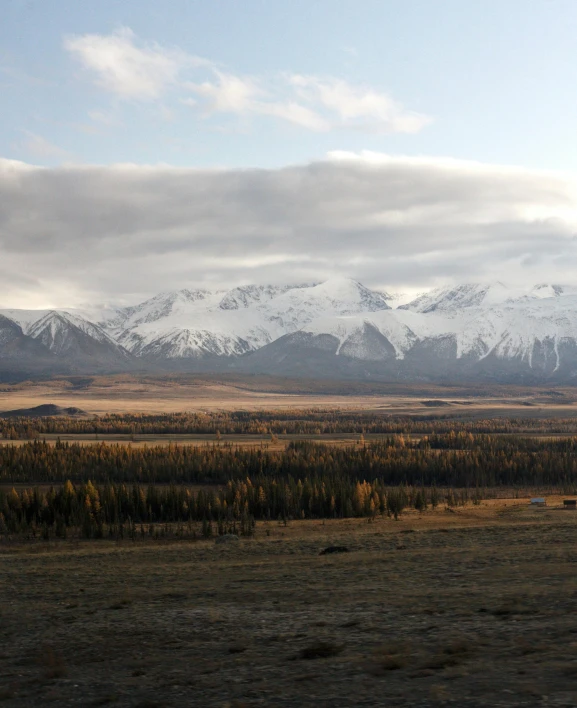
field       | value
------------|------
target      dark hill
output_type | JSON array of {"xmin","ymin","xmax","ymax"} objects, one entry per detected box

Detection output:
[{"xmin": 0, "ymin": 404, "xmax": 89, "ymax": 418}]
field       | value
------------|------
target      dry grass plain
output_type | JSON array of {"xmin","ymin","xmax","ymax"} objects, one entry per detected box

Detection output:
[
  {"xmin": 2, "ymin": 432, "xmax": 577, "ymax": 449},
  {"xmin": 2, "ymin": 374, "xmax": 577, "ymax": 416},
  {"xmin": 0, "ymin": 433, "xmax": 372, "ymax": 449},
  {"xmin": 3, "ymin": 499, "xmax": 577, "ymax": 707}
]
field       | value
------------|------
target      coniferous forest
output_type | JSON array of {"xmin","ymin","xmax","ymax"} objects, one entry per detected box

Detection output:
[
  {"xmin": 3, "ymin": 426, "xmax": 577, "ymax": 539},
  {"xmin": 4, "ymin": 409, "xmax": 577, "ymax": 438}
]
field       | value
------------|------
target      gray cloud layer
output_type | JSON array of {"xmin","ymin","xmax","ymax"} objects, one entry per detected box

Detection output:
[{"xmin": 1, "ymin": 152, "xmax": 576, "ymax": 307}]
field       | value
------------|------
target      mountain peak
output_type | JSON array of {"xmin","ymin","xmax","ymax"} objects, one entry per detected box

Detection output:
[
  {"xmin": 314, "ymin": 276, "xmax": 364, "ymax": 294},
  {"xmin": 218, "ymin": 284, "xmax": 303, "ymax": 310},
  {"xmin": 400, "ymin": 282, "xmax": 519, "ymax": 313},
  {"xmin": 310, "ymin": 278, "xmax": 390, "ymax": 310}
]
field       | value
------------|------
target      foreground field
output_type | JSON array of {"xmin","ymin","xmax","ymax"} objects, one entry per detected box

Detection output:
[{"xmin": 3, "ymin": 501, "xmax": 577, "ymax": 707}]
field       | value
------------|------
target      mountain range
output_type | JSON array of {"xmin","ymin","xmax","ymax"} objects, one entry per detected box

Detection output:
[{"xmin": 3, "ymin": 277, "xmax": 577, "ymax": 383}]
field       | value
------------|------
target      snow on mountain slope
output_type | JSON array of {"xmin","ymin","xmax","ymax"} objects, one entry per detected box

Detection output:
[
  {"xmin": 243, "ymin": 282, "xmax": 577, "ymax": 376},
  {"xmin": 218, "ymin": 284, "xmax": 309, "ymax": 310},
  {"xmin": 132, "ymin": 328, "xmax": 253, "ymax": 359},
  {"xmin": 529, "ymin": 284, "xmax": 577, "ymax": 299},
  {"xmin": 400, "ymin": 282, "xmax": 577, "ymax": 314},
  {"xmin": 255, "ymin": 277, "xmax": 390, "ymax": 330},
  {"xmin": 114, "ymin": 297, "xmax": 279, "ymax": 358},
  {"xmin": 1, "ymin": 309, "xmax": 54, "ymax": 330},
  {"xmin": 0, "ymin": 309, "xmax": 130, "ymax": 362},
  {"xmin": 70, "ymin": 304, "xmax": 128, "ymax": 330},
  {"xmin": 3, "ymin": 309, "xmax": 122, "ymax": 347},
  {"xmin": 0, "ymin": 314, "xmax": 53, "ymax": 362},
  {"xmin": 292, "ymin": 277, "xmax": 390, "ymax": 315},
  {"xmin": 104, "ymin": 278, "xmax": 391, "ymax": 359},
  {"xmin": 6, "ymin": 278, "xmax": 577, "ymax": 380},
  {"xmin": 381, "ymin": 293, "xmax": 577, "ymax": 371},
  {"xmin": 117, "ymin": 315, "xmax": 271, "ymax": 359},
  {"xmin": 399, "ymin": 282, "xmax": 519, "ymax": 313},
  {"xmin": 381, "ymin": 290, "xmax": 420, "ymax": 308},
  {"xmin": 469, "ymin": 295, "xmax": 577, "ymax": 368},
  {"xmin": 300, "ymin": 310, "xmax": 417, "ymax": 360},
  {"xmin": 115, "ymin": 289, "xmax": 224, "ymax": 329},
  {"xmin": 27, "ymin": 312, "xmax": 126, "ymax": 353}
]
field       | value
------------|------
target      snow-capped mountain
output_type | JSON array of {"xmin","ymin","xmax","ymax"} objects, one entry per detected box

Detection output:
[
  {"xmin": 4, "ymin": 278, "xmax": 577, "ymax": 382},
  {"xmin": 0, "ymin": 309, "xmax": 131, "ymax": 373},
  {"xmin": 299, "ymin": 310, "xmax": 416, "ymax": 361},
  {"xmin": 0, "ymin": 314, "xmax": 55, "ymax": 363},
  {"xmin": 234, "ymin": 281, "xmax": 577, "ymax": 381},
  {"xmin": 398, "ymin": 282, "xmax": 577, "ymax": 315},
  {"xmin": 96, "ymin": 277, "xmax": 392, "ymax": 360},
  {"xmin": 218, "ymin": 284, "xmax": 305, "ymax": 310}
]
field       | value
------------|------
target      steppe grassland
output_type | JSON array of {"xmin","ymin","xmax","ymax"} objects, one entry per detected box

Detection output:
[
  {"xmin": 3, "ymin": 500, "xmax": 577, "ymax": 706},
  {"xmin": 2, "ymin": 374, "xmax": 577, "ymax": 415}
]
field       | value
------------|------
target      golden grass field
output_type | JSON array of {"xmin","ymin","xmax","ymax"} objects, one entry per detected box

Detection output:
[
  {"xmin": 3, "ymin": 497, "xmax": 577, "ymax": 707},
  {"xmin": 1, "ymin": 432, "xmax": 577, "ymax": 450},
  {"xmin": 2, "ymin": 373, "xmax": 577, "ymax": 416},
  {"xmin": 0, "ymin": 433, "xmax": 375, "ymax": 449}
]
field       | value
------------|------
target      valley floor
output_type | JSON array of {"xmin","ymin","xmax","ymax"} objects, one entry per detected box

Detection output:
[
  {"xmin": 2, "ymin": 500, "xmax": 577, "ymax": 706},
  {"xmin": 2, "ymin": 373, "xmax": 577, "ymax": 416}
]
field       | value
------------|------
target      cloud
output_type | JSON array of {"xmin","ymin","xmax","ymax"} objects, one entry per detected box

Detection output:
[
  {"xmin": 289, "ymin": 75, "xmax": 430, "ymax": 133},
  {"xmin": 64, "ymin": 27, "xmax": 206, "ymax": 100},
  {"xmin": 185, "ymin": 71, "xmax": 261, "ymax": 114},
  {"xmin": 259, "ymin": 100, "xmax": 330, "ymax": 131},
  {"xmin": 1, "ymin": 153, "xmax": 575, "ymax": 307},
  {"xmin": 184, "ymin": 72, "xmax": 426, "ymax": 133},
  {"xmin": 183, "ymin": 71, "xmax": 330, "ymax": 131},
  {"xmin": 64, "ymin": 28, "xmax": 429, "ymax": 133}
]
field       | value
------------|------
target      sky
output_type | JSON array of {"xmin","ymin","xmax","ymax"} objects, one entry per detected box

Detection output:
[{"xmin": 1, "ymin": 0, "xmax": 577, "ymax": 307}]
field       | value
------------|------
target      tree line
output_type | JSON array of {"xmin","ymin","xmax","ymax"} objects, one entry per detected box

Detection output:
[
  {"xmin": 3, "ymin": 434, "xmax": 577, "ymax": 487},
  {"xmin": 0, "ymin": 477, "xmax": 470, "ymax": 540},
  {"xmin": 4, "ymin": 409, "xmax": 577, "ymax": 438}
]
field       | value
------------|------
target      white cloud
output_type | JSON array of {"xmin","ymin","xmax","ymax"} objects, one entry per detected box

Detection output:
[
  {"xmin": 258, "ymin": 100, "xmax": 329, "ymax": 131},
  {"xmin": 184, "ymin": 71, "xmax": 330, "ymax": 130},
  {"xmin": 185, "ymin": 71, "xmax": 261, "ymax": 114},
  {"xmin": 289, "ymin": 75, "xmax": 431, "ymax": 133},
  {"xmin": 64, "ymin": 28, "xmax": 430, "ymax": 133},
  {"xmin": 64, "ymin": 27, "xmax": 206, "ymax": 100},
  {"xmin": 184, "ymin": 71, "xmax": 427, "ymax": 133},
  {"xmin": 0, "ymin": 153, "xmax": 576, "ymax": 307}
]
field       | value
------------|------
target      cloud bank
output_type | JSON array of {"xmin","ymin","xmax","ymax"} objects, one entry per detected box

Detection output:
[{"xmin": 0, "ymin": 152, "xmax": 576, "ymax": 308}]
